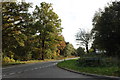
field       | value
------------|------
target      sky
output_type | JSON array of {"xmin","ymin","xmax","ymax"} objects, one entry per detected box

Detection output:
[{"xmin": 23, "ymin": 0, "xmax": 117, "ymax": 49}]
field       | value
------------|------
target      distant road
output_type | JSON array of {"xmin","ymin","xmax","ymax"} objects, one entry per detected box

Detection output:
[{"xmin": 2, "ymin": 57, "xmax": 97, "ymax": 79}]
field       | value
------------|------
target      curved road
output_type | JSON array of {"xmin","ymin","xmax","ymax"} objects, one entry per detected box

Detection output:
[{"xmin": 2, "ymin": 58, "xmax": 100, "ymax": 79}]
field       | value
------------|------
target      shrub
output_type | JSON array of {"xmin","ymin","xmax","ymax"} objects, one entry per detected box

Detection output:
[
  {"xmin": 78, "ymin": 56, "xmax": 118, "ymax": 67},
  {"xmin": 78, "ymin": 57, "xmax": 102, "ymax": 67},
  {"xmin": 3, "ymin": 57, "xmax": 15, "ymax": 63}
]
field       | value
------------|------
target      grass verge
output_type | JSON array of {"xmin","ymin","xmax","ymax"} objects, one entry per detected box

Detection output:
[
  {"xmin": 57, "ymin": 59, "xmax": 120, "ymax": 77},
  {"xmin": 2, "ymin": 56, "xmax": 76, "ymax": 67},
  {"xmin": 2, "ymin": 59, "xmax": 55, "ymax": 67}
]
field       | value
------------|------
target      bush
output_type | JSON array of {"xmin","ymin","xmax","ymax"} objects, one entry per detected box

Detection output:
[
  {"xmin": 78, "ymin": 57, "xmax": 102, "ymax": 67},
  {"xmin": 76, "ymin": 47, "xmax": 85, "ymax": 56},
  {"xmin": 3, "ymin": 57, "xmax": 15, "ymax": 63},
  {"xmin": 78, "ymin": 56, "xmax": 118, "ymax": 67}
]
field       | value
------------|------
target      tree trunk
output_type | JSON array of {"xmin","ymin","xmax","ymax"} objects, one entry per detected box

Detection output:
[
  {"xmin": 41, "ymin": 39, "xmax": 45, "ymax": 60},
  {"xmin": 41, "ymin": 54, "xmax": 44, "ymax": 60},
  {"xmin": 86, "ymin": 43, "xmax": 89, "ymax": 54}
]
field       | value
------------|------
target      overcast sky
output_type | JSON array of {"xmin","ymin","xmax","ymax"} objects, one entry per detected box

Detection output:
[{"xmin": 24, "ymin": 0, "xmax": 117, "ymax": 49}]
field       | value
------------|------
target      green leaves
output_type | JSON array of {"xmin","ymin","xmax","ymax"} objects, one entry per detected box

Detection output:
[
  {"xmin": 32, "ymin": 2, "xmax": 63, "ymax": 60},
  {"xmin": 2, "ymin": 2, "xmax": 65, "ymax": 61},
  {"xmin": 63, "ymin": 43, "xmax": 76, "ymax": 57},
  {"xmin": 2, "ymin": 2, "xmax": 32, "ymax": 60},
  {"xmin": 92, "ymin": 1, "xmax": 120, "ymax": 57},
  {"xmin": 14, "ymin": 34, "xmax": 27, "ymax": 47}
]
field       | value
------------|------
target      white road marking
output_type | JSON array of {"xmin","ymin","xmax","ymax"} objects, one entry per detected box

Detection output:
[
  {"xmin": 2, "ymin": 66, "xmax": 15, "ymax": 69},
  {"xmin": 9, "ymin": 73, "xmax": 15, "ymax": 75},
  {"xmin": 31, "ymin": 69, "xmax": 34, "ymax": 70},
  {"xmin": 24, "ymin": 70, "xmax": 29, "ymax": 72},
  {"xmin": 17, "ymin": 71, "xmax": 22, "ymax": 74},
  {"xmin": 3, "ymin": 62, "xmax": 59, "ymax": 77},
  {"xmin": 3, "ymin": 75, "xmax": 6, "ymax": 76},
  {"xmin": 34, "ymin": 68, "xmax": 38, "ymax": 69}
]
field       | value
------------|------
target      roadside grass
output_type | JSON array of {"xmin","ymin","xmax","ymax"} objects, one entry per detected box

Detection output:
[
  {"xmin": 2, "ymin": 56, "xmax": 76, "ymax": 67},
  {"xmin": 2, "ymin": 61, "xmax": 25, "ymax": 67},
  {"xmin": 57, "ymin": 59, "xmax": 120, "ymax": 77},
  {"xmin": 2, "ymin": 59, "xmax": 55, "ymax": 67}
]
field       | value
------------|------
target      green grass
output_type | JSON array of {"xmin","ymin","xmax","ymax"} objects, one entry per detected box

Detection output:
[{"xmin": 57, "ymin": 59, "xmax": 120, "ymax": 77}]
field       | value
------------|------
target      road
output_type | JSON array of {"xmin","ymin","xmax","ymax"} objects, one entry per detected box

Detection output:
[{"xmin": 2, "ymin": 58, "xmax": 101, "ymax": 79}]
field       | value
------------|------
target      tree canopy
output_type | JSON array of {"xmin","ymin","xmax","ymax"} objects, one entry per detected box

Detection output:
[
  {"xmin": 92, "ymin": 1, "xmax": 120, "ymax": 57},
  {"xmin": 76, "ymin": 47, "xmax": 85, "ymax": 56},
  {"xmin": 2, "ymin": 2, "xmax": 68, "ymax": 61},
  {"xmin": 33, "ymin": 2, "xmax": 63, "ymax": 60},
  {"xmin": 2, "ymin": 2, "xmax": 32, "ymax": 60},
  {"xmin": 63, "ymin": 43, "xmax": 76, "ymax": 57}
]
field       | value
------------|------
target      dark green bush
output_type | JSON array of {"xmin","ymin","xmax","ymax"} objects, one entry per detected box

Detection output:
[
  {"xmin": 78, "ymin": 57, "xmax": 102, "ymax": 67},
  {"xmin": 78, "ymin": 56, "xmax": 118, "ymax": 67}
]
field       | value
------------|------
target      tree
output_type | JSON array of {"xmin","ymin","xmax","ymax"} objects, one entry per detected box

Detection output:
[
  {"xmin": 76, "ymin": 28, "xmax": 92, "ymax": 54},
  {"xmin": 76, "ymin": 47, "xmax": 85, "ymax": 56},
  {"xmin": 2, "ymin": 2, "xmax": 32, "ymax": 59},
  {"xmin": 33, "ymin": 2, "xmax": 62, "ymax": 60},
  {"xmin": 57, "ymin": 35, "xmax": 66, "ymax": 55},
  {"xmin": 63, "ymin": 43, "xmax": 76, "ymax": 57},
  {"xmin": 92, "ymin": 1, "xmax": 120, "ymax": 57}
]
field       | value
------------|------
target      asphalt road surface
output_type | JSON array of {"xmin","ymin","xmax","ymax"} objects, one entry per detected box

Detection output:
[{"xmin": 2, "ymin": 58, "xmax": 105, "ymax": 79}]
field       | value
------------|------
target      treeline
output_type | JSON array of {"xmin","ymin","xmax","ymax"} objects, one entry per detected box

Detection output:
[
  {"xmin": 2, "ymin": 2, "xmax": 76, "ymax": 62},
  {"xmin": 76, "ymin": 1, "xmax": 120, "ymax": 58}
]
